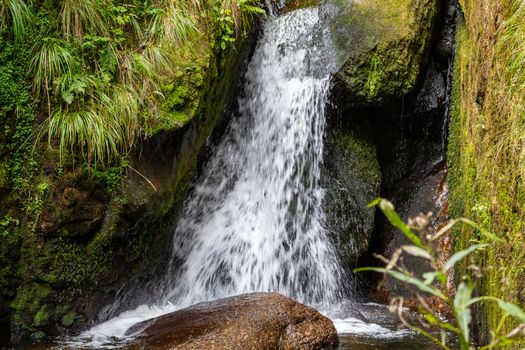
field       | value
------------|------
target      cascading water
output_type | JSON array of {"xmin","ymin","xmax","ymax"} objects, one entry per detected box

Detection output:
[
  {"xmin": 160, "ymin": 6, "xmax": 343, "ymax": 307},
  {"xmin": 75, "ymin": 5, "xmax": 348, "ymax": 346}
]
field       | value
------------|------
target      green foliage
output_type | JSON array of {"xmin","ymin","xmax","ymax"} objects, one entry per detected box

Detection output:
[
  {"xmin": 369, "ymin": 198, "xmax": 426, "ymax": 249},
  {"xmin": 356, "ymin": 199, "xmax": 525, "ymax": 349},
  {"xmin": 0, "ymin": 162, "xmax": 8, "ymax": 189},
  {"xmin": 215, "ymin": 7, "xmax": 235, "ymax": 50},
  {"xmin": 30, "ymin": 38, "xmax": 78, "ymax": 102},
  {"xmin": 222, "ymin": 0, "xmax": 265, "ymax": 35},
  {"xmin": 215, "ymin": 0, "xmax": 264, "ymax": 50},
  {"xmin": 2, "ymin": 0, "xmax": 265, "ymax": 168},
  {"xmin": 239, "ymin": 0, "xmax": 266, "ymax": 15},
  {"xmin": 61, "ymin": 311, "xmax": 75, "ymax": 327},
  {"xmin": 60, "ymin": 0, "xmax": 108, "ymax": 39},
  {"xmin": 6, "ymin": 0, "xmax": 205, "ymax": 167},
  {"xmin": 33, "ymin": 306, "xmax": 48, "ymax": 327},
  {"xmin": 0, "ymin": 0, "xmax": 33, "ymax": 41},
  {"xmin": 0, "ymin": 30, "xmax": 28, "ymax": 313},
  {"xmin": 0, "ymin": 221, "xmax": 21, "ymax": 297},
  {"xmin": 146, "ymin": 1, "xmax": 196, "ymax": 46},
  {"xmin": 0, "ymin": 24, "xmax": 37, "ymax": 196},
  {"xmin": 0, "ymin": 213, "xmax": 20, "ymax": 332},
  {"xmin": 0, "ymin": 214, "xmax": 19, "ymax": 237},
  {"xmin": 90, "ymin": 159, "xmax": 128, "ymax": 192},
  {"xmin": 10, "ymin": 283, "xmax": 52, "ymax": 333},
  {"xmin": 47, "ymin": 98, "xmax": 139, "ymax": 165}
]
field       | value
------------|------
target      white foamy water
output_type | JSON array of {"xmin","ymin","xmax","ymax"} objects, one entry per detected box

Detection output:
[
  {"xmin": 76, "ymin": 304, "xmax": 178, "ymax": 346},
  {"xmin": 333, "ymin": 318, "xmax": 412, "ymax": 339},
  {"xmin": 160, "ymin": 7, "xmax": 343, "ymax": 307}
]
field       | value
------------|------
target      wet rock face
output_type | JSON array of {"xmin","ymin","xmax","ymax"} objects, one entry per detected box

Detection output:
[
  {"xmin": 375, "ymin": 161, "xmax": 448, "ymax": 299},
  {"xmin": 323, "ymin": 114, "xmax": 381, "ymax": 269},
  {"xmin": 37, "ymin": 182, "xmax": 107, "ymax": 238},
  {"xmin": 320, "ymin": 0, "xmax": 442, "ymax": 269},
  {"xmin": 127, "ymin": 293, "xmax": 339, "ymax": 350},
  {"xmin": 358, "ymin": 65, "xmax": 452, "ymax": 301},
  {"xmin": 332, "ymin": 0, "xmax": 439, "ymax": 106},
  {"xmin": 358, "ymin": 0, "xmax": 459, "ymax": 301}
]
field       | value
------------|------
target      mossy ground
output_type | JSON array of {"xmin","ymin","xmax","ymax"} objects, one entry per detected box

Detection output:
[{"xmin": 448, "ymin": 0, "xmax": 525, "ymax": 344}]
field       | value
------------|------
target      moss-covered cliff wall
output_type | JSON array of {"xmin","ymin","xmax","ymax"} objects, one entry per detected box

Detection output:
[
  {"xmin": 449, "ymin": 0, "xmax": 525, "ymax": 343},
  {"xmin": 0, "ymin": 0, "xmax": 261, "ymax": 343}
]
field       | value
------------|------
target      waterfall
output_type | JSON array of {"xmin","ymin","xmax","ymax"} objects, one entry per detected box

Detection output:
[
  {"xmin": 76, "ymin": 5, "xmax": 346, "ymax": 346},
  {"xmin": 159, "ymin": 5, "xmax": 342, "ymax": 307}
]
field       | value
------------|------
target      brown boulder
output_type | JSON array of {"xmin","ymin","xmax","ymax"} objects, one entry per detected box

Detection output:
[{"xmin": 127, "ymin": 293, "xmax": 339, "ymax": 350}]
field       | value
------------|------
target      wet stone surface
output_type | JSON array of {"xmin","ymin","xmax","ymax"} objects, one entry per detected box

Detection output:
[{"xmin": 126, "ymin": 293, "xmax": 339, "ymax": 350}]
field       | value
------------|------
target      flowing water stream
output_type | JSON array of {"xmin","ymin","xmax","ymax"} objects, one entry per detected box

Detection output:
[
  {"xmin": 158, "ymin": 6, "xmax": 343, "ymax": 306},
  {"xmin": 31, "ymin": 4, "xmax": 437, "ymax": 350}
]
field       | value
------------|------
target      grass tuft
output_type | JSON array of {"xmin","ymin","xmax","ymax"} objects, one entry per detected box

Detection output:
[
  {"xmin": 5, "ymin": 0, "xmax": 264, "ymax": 167},
  {"xmin": 30, "ymin": 38, "xmax": 78, "ymax": 104},
  {"xmin": 60, "ymin": 0, "xmax": 108, "ymax": 39},
  {"xmin": 0, "ymin": 0, "xmax": 33, "ymax": 41}
]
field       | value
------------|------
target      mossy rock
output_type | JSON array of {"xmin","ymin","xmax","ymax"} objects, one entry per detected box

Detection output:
[
  {"xmin": 155, "ymin": 32, "xmax": 212, "ymax": 133},
  {"xmin": 333, "ymin": 0, "xmax": 439, "ymax": 105},
  {"xmin": 280, "ymin": 0, "xmax": 324, "ymax": 12},
  {"xmin": 322, "ymin": 116, "xmax": 381, "ymax": 267}
]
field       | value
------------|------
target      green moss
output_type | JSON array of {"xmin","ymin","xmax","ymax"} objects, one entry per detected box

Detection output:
[
  {"xmin": 90, "ymin": 160, "xmax": 128, "ymax": 192},
  {"xmin": 61, "ymin": 312, "xmax": 75, "ymax": 327},
  {"xmin": 34, "ymin": 307, "xmax": 48, "ymax": 327},
  {"xmin": 42, "ymin": 273, "xmax": 58, "ymax": 284},
  {"xmin": 336, "ymin": 0, "xmax": 438, "ymax": 104},
  {"xmin": 449, "ymin": 2, "xmax": 525, "ymax": 344},
  {"xmin": 324, "ymin": 116, "xmax": 381, "ymax": 267},
  {"xmin": 165, "ymin": 86, "xmax": 189, "ymax": 110},
  {"xmin": 336, "ymin": 131, "xmax": 381, "ymax": 187},
  {"xmin": 0, "ymin": 217, "xmax": 21, "ymax": 301},
  {"xmin": 11, "ymin": 283, "xmax": 52, "ymax": 332},
  {"xmin": 152, "ymin": 31, "xmax": 213, "ymax": 134},
  {"xmin": 0, "ymin": 27, "xmax": 37, "ymax": 198}
]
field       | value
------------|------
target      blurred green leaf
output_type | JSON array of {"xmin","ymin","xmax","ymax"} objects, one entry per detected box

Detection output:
[
  {"xmin": 354, "ymin": 267, "xmax": 446, "ymax": 298},
  {"xmin": 370, "ymin": 199, "xmax": 426, "ymax": 249},
  {"xmin": 443, "ymin": 244, "xmax": 484, "ymax": 272},
  {"xmin": 403, "ymin": 245, "xmax": 433, "ymax": 260},
  {"xmin": 497, "ymin": 300, "xmax": 525, "ymax": 323},
  {"xmin": 454, "ymin": 281, "xmax": 474, "ymax": 344}
]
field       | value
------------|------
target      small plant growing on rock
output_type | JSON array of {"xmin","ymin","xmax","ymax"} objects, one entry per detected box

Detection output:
[{"xmin": 355, "ymin": 198, "xmax": 525, "ymax": 349}]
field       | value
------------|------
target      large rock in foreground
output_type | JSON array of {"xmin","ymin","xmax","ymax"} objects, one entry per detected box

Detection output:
[{"xmin": 128, "ymin": 293, "xmax": 339, "ymax": 350}]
